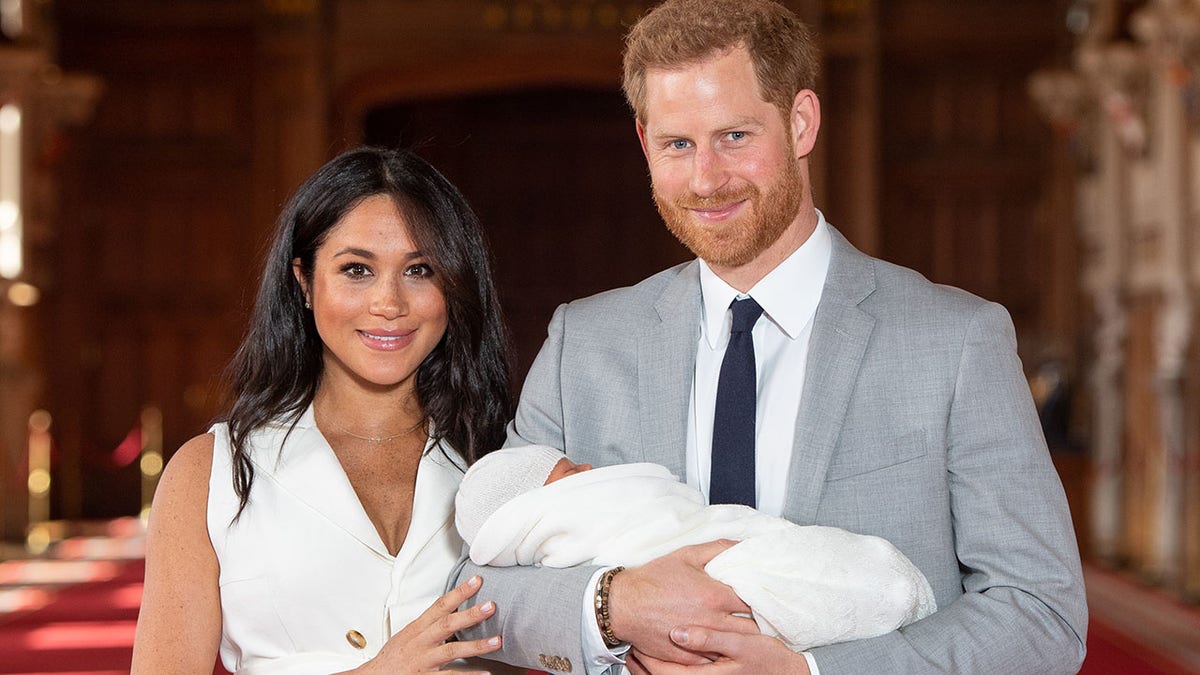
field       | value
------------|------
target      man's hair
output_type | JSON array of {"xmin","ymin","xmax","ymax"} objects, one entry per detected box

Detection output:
[{"xmin": 622, "ymin": 0, "xmax": 820, "ymax": 124}]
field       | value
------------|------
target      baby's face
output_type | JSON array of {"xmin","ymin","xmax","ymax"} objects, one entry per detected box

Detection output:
[{"xmin": 544, "ymin": 457, "xmax": 593, "ymax": 485}]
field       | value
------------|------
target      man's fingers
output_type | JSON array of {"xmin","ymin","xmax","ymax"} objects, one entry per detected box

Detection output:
[
  {"xmin": 671, "ymin": 624, "xmax": 759, "ymax": 657},
  {"xmin": 719, "ymin": 612, "xmax": 760, "ymax": 635},
  {"xmin": 679, "ymin": 539, "xmax": 739, "ymax": 566},
  {"xmin": 632, "ymin": 648, "xmax": 716, "ymax": 674}
]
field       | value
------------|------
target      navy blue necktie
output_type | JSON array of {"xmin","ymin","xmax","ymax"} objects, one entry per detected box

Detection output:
[{"xmin": 710, "ymin": 297, "xmax": 763, "ymax": 507}]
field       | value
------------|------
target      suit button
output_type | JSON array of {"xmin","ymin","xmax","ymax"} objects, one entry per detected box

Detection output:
[
  {"xmin": 537, "ymin": 654, "xmax": 572, "ymax": 672},
  {"xmin": 345, "ymin": 629, "xmax": 367, "ymax": 650}
]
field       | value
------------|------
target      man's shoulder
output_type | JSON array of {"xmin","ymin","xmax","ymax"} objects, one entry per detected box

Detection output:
[
  {"xmin": 856, "ymin": 250, "xmax": 995, "ymax": 318},
  {"xmin": 560, "ymin": 259, "xmax": 696, "ymax": 318}
]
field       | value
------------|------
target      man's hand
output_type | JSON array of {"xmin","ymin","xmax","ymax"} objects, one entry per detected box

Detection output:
[
  {"xmin": 628, "ymin": 628, "xmax": 811, "ymax": 675},
  {"xmin": 608, "ymin": 540, "xmax": 758, "ymax": 665}
]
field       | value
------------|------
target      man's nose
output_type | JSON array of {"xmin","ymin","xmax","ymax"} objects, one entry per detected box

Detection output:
[{"xmin": 689, "ymin": 145, "xmax": 728, "ymax": 196}]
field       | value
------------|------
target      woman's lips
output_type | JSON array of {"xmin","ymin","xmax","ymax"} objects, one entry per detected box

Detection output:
[{"xmin": 357, "ymin": 329, "xmax": 414, "ymax": 351}]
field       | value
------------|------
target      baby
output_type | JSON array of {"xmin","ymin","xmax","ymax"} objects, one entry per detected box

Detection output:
[{"xmin": 455, "ymin": 445, "xmax": 937, "ymax": 652}]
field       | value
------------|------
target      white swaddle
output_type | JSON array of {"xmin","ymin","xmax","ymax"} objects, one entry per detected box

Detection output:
[{"xmin": 456, "ymin": 448, "xmax": 936, "ymax": 651}]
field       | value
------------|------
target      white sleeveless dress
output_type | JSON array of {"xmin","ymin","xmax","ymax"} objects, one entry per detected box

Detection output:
[{"xmin": 207, "ymin": 405, "xmax": 466, "ymax": 674}]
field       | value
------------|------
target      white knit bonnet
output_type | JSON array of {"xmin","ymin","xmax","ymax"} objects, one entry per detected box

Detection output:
[{"xmin": 455, "ymin": 444, "xmax": 566, "ymax": 545}]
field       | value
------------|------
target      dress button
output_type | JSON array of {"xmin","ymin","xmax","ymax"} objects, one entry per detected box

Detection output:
[{"xmin": 345, "ymin": 629, "xmax": 367, "ymax": 650}]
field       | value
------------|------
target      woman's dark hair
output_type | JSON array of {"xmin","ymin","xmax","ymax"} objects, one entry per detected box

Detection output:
[{"xmin": 222, "ymin": 146, "xmax": 513, "ymax": 514}]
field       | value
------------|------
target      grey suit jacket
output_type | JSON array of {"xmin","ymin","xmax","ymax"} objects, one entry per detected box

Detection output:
[{"xmin": 459, "ymin": 227, "xmax": 1087, "ymax": 674}]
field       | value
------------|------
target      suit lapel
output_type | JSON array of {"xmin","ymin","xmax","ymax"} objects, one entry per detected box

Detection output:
[
  {"xmin": 783, "ymin": 229, "xmax": 877, "ymax": 523},
  {"xmin": 638, "ymin": 262, "xmax": 702, "ymax": 478}
]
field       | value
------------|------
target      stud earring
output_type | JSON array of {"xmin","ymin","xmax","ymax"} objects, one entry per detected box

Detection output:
[{"xmin": 305, "ymin": 300, "xmax": 311, "ymax": 309}]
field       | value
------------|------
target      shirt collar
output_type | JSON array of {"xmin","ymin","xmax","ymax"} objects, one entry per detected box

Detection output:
[{"xmin": 699, "ymin": 210, "xmax": 832, "ymax": 347}]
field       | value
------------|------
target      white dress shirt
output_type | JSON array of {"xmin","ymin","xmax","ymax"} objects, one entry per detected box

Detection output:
[
  {"xmin": 582, "ymin": 213, "xmax": 833, "ymax": 674},
  {"xmin": 688, "ymin": 213, "xmax": 831, "ymax": 516}
]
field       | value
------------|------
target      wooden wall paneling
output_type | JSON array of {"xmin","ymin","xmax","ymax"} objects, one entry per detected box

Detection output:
[
  {"xmin": 51, "ymin": 2, "xmax": 259, "ymax": 519},
  {"xmin": 363, "ymin": 89, "xmax": 686, "ymax": 382},
  {"xmin": 254, "ymin": 0, "xmax": 330, "ymax": 231},
  {"xmin": 878, "ymin": 0, "xmax": 1066, "ymax": 353},
  {"xmin": 819, "ymin": 0, "xmax": 880, "ymax": 254}
]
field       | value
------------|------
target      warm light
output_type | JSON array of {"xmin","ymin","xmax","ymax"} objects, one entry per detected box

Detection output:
[
  {"xmin": 140, "ymin": 450, "xmax": 163, "ymax": 477},
  {"xmin": 27, "ymin": 468, "xmax": 50, "ymax": 495},
  {"xmin": 0, "ymin": 0, "xmax": 22, "ymax": 39},
  {"xmin": 0, "ymin": 201, "xmax": 15, "ymax": 229},
  {"xmin": 24, "ymin": 525, "xmax": 49, "ymax": 555},
  {"xmin": 0, "ymin": 104, "xmax": 19, "ymax": 133},
  {"xmin": 28, "ymin": 409, "xmax": 51, "ymax": 432},
  {"xmin": 7, "ymin": 280, "xmax": 39, "ymax": 306},
  {"xmin": 0, "ymin": 103, "xmax": 20, "ymax": 280}
]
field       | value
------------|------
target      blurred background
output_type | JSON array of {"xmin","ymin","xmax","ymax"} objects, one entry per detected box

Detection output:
[{"xmin": 0, "ymin": 0, "xmax": 1197, "ymax": 672}]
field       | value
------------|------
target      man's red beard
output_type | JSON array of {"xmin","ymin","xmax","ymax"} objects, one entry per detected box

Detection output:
[{"xmin": 653, "ymin": 159, "xmax": 804, "ymax": 267}]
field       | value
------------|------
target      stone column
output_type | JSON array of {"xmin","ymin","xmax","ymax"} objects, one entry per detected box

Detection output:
[{"xmin": 1130, "ymin": 0, "xmax": 1198, "ymax": 588}]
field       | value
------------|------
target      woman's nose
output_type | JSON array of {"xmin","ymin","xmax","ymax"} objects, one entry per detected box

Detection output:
[{"xmin": 370, "ymin": 277, "xmax": 408, "ymax": 319}]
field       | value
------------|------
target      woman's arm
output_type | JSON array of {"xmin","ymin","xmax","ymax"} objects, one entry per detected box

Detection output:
[{"xmin": 132, "ymin": 433, "xmax": 223, "ymax": 674}]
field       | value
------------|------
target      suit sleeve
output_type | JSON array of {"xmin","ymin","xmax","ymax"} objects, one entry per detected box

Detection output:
[
  {"xmin": 453, "ymin": 305, "xmax": 608, "ymax": 672},
  {"xmin": 809, "ymin": 302, "xmax": 1088, "ymax": 674}
]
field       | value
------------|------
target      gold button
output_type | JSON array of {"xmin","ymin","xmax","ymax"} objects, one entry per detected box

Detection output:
[{"xmin": 345, "ymin": 629, "xmax": 367, "ymax": 650}]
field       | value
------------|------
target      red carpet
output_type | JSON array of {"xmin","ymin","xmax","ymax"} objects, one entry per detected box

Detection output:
[{"xmin": 1, "ymin": 523, "xmax": 1197, "ymax": 674}]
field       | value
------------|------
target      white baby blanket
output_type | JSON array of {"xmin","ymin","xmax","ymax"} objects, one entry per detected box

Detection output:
[{"xmin": 464, "ymin": 462, "xmax": 936, "ymax": 650}]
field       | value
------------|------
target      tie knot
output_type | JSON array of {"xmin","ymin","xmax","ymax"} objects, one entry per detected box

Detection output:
[{"xmin": 729, "ymin": 297, "xmax": 763, "ymax": 333}]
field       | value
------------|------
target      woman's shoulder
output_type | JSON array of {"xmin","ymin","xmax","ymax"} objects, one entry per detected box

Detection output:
[{"xmin": 160, "ymin": 433, "xmax": 217, "ymax": 498}]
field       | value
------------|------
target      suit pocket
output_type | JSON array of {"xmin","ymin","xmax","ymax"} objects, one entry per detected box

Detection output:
[{"xmin": 825, "ymin": 428, "xmax": 928, "ymax": 481}]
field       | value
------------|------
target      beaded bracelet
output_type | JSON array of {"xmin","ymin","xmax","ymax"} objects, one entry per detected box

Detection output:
[{"xmin": 594, "ymin": 566, "xmax": 626, "ymax": 647}]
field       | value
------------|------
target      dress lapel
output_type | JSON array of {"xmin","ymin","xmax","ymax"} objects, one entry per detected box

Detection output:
[
  {"xmin": 639, "ymin": 262, "xmax": 702, "ymax": 479},
  {"xmin": 252, "ymin": 406, "xmax": 392, "ymax": 559},
  {"xmin": 783, "ymin": 228, "xmax": 877, "ymax": 523},
  {"xmin": 394, "ymin": 443, "xmax": 462, "ymax": 568}
]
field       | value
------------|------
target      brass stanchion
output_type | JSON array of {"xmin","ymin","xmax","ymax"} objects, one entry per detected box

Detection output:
[
  {"xmin": 139, "ymin": 405, "xmax": 163, "ymax": 523},
  {"xmin": 26, "ymin": 409, "xmax": 52, "ymax": 554}
]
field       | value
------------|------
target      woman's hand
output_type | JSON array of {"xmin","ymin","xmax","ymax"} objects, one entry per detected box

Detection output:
[{"xmin": 351, "ymin": 574, "xmax": 502, "ymax": 674}]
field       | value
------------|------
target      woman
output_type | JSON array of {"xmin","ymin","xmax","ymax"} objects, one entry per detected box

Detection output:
[{"xmin": 132, "ymin": 147, "xmax": 514, "ymax": 674}]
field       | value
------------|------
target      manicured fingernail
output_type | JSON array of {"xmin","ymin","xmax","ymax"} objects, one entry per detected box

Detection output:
[
  {"xmin": 487, "ymin": 636, "xmax": 501, "ymax": 646},
  {"xmin": 671, "ymin": 627, "xmax": 689, "ymax": 645},
  {"xmin": 467, "ymin": 575, "xmax": 481, "ymax": 588},
  {"xmin": 481, "ymin": 600, "xmax": 495, "ymax": 613}
]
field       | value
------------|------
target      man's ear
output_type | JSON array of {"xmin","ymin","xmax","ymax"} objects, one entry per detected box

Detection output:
[
  {"xmin": 291, "ymin": 259, "xmax": 310, "ymax": 305},
  {"xmin": 636, "ymin": 121, "xmax": 650, "ymax": 160},
  {"xmin": 790, "ymin": 90, "xmax": 821, "ymax": 159}
]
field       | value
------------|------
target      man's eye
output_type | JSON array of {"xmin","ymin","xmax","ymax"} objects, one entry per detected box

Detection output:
[
  {"xmin": 405, "ymin": 263, "xmax": 434, "ymax": 278},
  {"xmin": 670, "ymin": 139, "xmax": 690, "ymax": 150},
  {"xmin": 728, "ymin": 131, "xmax": 747, "ymax": 141}
]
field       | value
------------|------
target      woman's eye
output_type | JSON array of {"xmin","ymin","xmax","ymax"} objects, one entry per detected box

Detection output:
[
  {"xmin": 341, "ymin": 263, "xmax": 371, "ymax": 278},
  {"xmin": 405, "ymin": 263, "xmax": 434, "ymax": 278}
]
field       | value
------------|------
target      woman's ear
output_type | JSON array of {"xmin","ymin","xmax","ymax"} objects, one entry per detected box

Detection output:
[{"xmin": 291, "ymin": 259, "xmax": 310, "ymax": 308}]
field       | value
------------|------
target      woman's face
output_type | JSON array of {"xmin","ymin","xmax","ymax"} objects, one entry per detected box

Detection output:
[{"xmin": 295, "ymin": 194, "xmax": 448, "ymax": 393}]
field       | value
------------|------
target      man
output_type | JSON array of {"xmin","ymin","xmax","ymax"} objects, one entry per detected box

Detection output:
[{"xmin": 456, "ymin": 1, "xmax": 1088, "ymax": 673}]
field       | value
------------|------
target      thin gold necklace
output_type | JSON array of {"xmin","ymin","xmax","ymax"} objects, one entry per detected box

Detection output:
[{"xmin": 325, "ymin": 418, "xmax": 408, "ymax": 445}]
